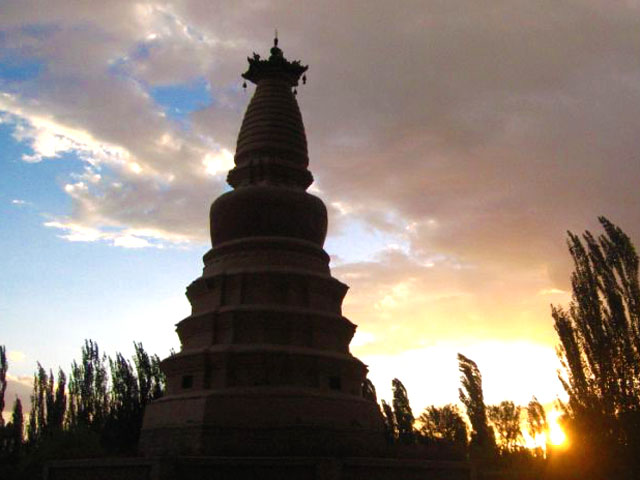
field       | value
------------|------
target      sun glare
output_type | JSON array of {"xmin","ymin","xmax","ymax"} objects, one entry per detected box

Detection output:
[
  {"xmin": 522, "ymin": 408, "xmax": 567, "ymax": 454},
  {"xmin": 547, "ymin": 410, "xmax": 567, "ymax": 447}
]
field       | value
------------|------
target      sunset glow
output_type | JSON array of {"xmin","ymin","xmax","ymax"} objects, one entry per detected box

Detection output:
[
  {"xmin": 522, "ymin": 408, "xmax": 568, "ymax": 453},
  {"xmin": 547, "ymin": 410, "xmax": 568, "ymax": 447}
]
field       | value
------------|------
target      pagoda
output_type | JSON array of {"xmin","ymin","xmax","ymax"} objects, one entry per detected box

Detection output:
[
  {"xmin": 140, "ymin": 37, "xmax": 386, "ymax": 457},
  {"xmin": 47, "ymin": 39, "xmax": 473, "ymax": 480}
]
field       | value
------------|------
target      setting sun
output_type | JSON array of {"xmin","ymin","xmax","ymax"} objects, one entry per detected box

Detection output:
[
  {"xmin": 522, "ymin": 408, "xmax": 567, "ymax": 453},
  {"xmin": 548, "ymin": 410, "xmax": 568, "ymax": 447}
]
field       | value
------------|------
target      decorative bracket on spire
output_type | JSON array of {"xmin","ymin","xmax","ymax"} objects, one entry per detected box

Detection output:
[{"xmin": 241, "ymin": 35, "xmax": 308, "ymax": 87}]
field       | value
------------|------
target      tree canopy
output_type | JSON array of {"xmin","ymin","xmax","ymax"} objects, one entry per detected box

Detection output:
[{"xmin": 553, "ymin": 217, "xmax": 640, "ymax": 471}]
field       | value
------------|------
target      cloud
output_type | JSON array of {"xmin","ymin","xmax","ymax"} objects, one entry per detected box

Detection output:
[
  {"xmin": 4, "ymin": 1, "xmax": 635, "ymax": 260},
  {"xmin": 1, "ymin": 0, "xmax": 639, "ymax": 404},
  {"xmin": 7, "ymin": 351, "xmax": 26, "ymax": 363},
  {"xmin": 2, "ymin": 374, "xmax": 33, "ymax": 417}
]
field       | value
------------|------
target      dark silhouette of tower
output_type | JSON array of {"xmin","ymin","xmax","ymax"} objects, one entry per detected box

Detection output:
[
  {"xmin": 140, "ymin": 38, "xmax": 385, "ymax": 457},
  {"xmin": 47, "ymin": 39, "xmax": 473, "ymax": 480}
]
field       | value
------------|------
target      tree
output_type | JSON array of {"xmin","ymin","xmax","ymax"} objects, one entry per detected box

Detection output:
[
  {"xmin": 380, "ymin": 399, "xmax": 397, "ymax": 443},
  {"xmin": 526, "ymin": 397, "xmax": 548, "ymax": 457},
  {"xmin": 9, "ymin": 398, "xmax": 24, "ymax": 455},
  {"xmin": 27, "ymin": 364, "xmax": 48, "ymax": 443},
  {"xmin": 458, "ymin": 353, "xmax": 495, "ymax": 454},
  {"xmin": 50, "ymin": 369, "xmax": 67, "ymax": 433},
  {"xmin": 488, "ymin": 401, "xmax": 522, "ymax": 452},
  {"xmin": 104, "ymin": 352, "xmax": 140, "ymax": 453},
  {"xmin": 526, "ymin": 397, "xmax": 547, "ymax": 440},
  {"xmin": 362, "ymin": 378, "xmax": 378, "ymax": 402},
  {"xmin": 392, "ymin": 378, "xmax": 415, "ymax": 445},
  {"xmin": 133, "ymin": 342, "xmax": 165, "ymax": 405},
  {"xmin": 68, "ymin": 340, "xmax": 109, "ymax": 431},
  {"xmin": 0, "ymin": 397, "xmax": 23, "ymax": 458},
  {"xmin": 418, "ymin": 404, "xmax": 468, "ymax": 448},
  {"xmin": 553, "ymin": 217, "xmax": 640, "ymax": 473},
  {"xmin": 0, "ymin": 346, "xmax": 7, "ymax": 428}
]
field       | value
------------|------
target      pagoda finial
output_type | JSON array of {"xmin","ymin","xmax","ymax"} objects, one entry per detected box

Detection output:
[{"xmin": 241, "ymin": 34, "xmax": 308, "ymax": 87}]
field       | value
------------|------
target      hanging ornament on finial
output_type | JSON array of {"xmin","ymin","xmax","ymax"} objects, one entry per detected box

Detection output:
[
  {"xmin": 293, "ymin": 88, "xmax": 297, "ymax": 96},
  {"xmin": 242, "ymin": 81, "xmax": 247, "ymax": 90},
  {"xmin": 302, "ymin": 75, "xmax": 306, "ymax": 85}
]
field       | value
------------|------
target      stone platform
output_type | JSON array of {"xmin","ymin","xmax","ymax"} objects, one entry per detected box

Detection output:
[{"xmin": 45, "ymin": 456, "xmax": 474, "ymax": 480}]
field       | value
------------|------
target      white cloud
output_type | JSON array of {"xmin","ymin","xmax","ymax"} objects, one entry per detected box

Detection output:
[
  {"xmin": 203, "ymin": 148, "xmax": 234, "ymax": 175},
  {"xmin": 7, "ymin": 351, "xmax": 26, "ymax": 363},
  {"xmin": 43, "ymin": 220, "xmax": 189, "ymax": 248}
]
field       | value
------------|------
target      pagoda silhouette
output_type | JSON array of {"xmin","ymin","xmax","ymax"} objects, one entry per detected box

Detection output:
[
  {"xmin": 140, "ymin": 36, "xmax": 386, "ymax": 457},
  {"xmin": 46, "ymin": 38, "xmax": 472, "ymax": 480}
]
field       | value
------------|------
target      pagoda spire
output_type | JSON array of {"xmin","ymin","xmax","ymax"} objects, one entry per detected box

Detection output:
[
  {"xmin": 241, "ymin": 36, "xmax": 308, "ymax": 87},
  {"xmin": 228, "ymin": 38, "xmax": 312, "ymax": 190}
]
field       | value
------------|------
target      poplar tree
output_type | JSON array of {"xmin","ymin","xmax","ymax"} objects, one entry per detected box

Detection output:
[
  {"xmin": 458, "ymin": 353, "xmax": 495, "ymax": 453},
  {"xmin": 68, "ymin": 340, "xmax": 109, "ymax": 431},
  {"xmin": 104, "ymin": 352, "xmax": 140, "ymax": 453},
  {"xmin": 392, "ymin": 378, "xmax": 415, "ymax": 445},
  {"xmin": 381, "ymin": 399, "xmax": 397, "ymax": 443},
  {"xmin": 553, "ymin": 217, "xmax": 640, "ymax": 464},
  {"xmin": 0, "ymin": 346, "xmax": 7, "ymax": 428},
  {"xmin": 526, "ymin": 397, "xmax": 547, "ymax": 440},
  {"xmin": 488, "ymin": 401, "xmax": 522, "ymax": 452},
  {"xmin": 133, "ymin": 342, "xmax": 165, "ymax": 405},
  {"xmin": 10, "ymin": 398, "xmax": 23, "ymax": 454},
  {"xmin": 27, "ymin": 364, "xmax": 48, "ymax": 442},
  {"xmin": 418, "ymin": 404, "xmax": 468, "ymax": 448},
  {"xmin": 362, "ymin": 378, "xmax": 378, "ymax": 402}
]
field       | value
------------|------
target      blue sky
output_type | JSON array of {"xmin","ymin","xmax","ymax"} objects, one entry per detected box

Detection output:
[{"xmin": 2, "ymin": 0, "xmax": 640, "ymax": 414}]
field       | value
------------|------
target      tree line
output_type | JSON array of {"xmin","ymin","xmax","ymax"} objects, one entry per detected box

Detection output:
[
  {"xmin": 0, "ymin": 341, "xmax": 164, "ymax": 477},
  {"xmin": 372, "ymin": 358, "xmax": 550, "ymax": 461}
]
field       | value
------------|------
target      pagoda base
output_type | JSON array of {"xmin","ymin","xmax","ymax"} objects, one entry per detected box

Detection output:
[
  {"xmin": 139, "ymin": 388, "xmax": 386, "ymax": 457},
  {"xmin": 45, "ymin": 456, "xmax": 473, "ymax": 480}
]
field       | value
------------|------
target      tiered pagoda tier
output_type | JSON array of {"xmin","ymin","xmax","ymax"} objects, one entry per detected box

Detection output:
[{"xmin": 140, "ymin": 39, "xmax": 385, "ymax": 457}]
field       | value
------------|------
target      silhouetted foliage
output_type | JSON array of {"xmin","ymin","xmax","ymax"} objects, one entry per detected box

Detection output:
[
  {"xmin": 4, "ymin": 398, "xmax": 24, "ymax": 458},
  {"xmin": 27, "ymin": 364, "xmax": 46, "ymax": 443},
  {"xmin": 526, "ymin": 397, "xmax": 547, "ymax": 439},
  {"xmin": 553, "ymin": 217, "xmax": 640, "ymax": 473},
  {"xmin": 0, "ymin": 346, "xmax": 6, "ymax": 429},
  {"xmin": 68, "ymin": 340, "xmax": 109, "ymax": 432},
  {"xmin": 103, "ymin": 353, "xmax": 139, "ymax": 453},
  {"xmin": 24, "ymin": 364, "xmax": 66, "ymax": 446},
  {"xmin": 488, "ymin": 401, "xmax": 522, "ymax": 452},
  {"xmin": 0, "ymin": 340, "xmax": 168, "ymax": 478},
  {"xmin": 100, "ymin": 343, "xmax": 164, "ymax": 454},
  {"xmin": 417, "ymin": 404, "xmax": 468, "ymax": 450},
  {"xmin": 392, "ymin": 378, "xmax": 416, "ymax": 445},
  {"xmin": 48, "ymin": 369, "xmax": 66, "ymax": 435},
  {"xmin": 133, "ymin": 342, "xmax": 165, "ymax": 406},
  {"xmin": 380, "ymin": 399, "xmax": 397, "ymax": 443},
  {"xmin": 362, "ymin": 378, "xmax": 377, "ymax": 402},
  {"xmin": 0, "ymin": 348, "xmax": 24, "ymax": 462},
  {"xmin": 526, "ymin": 396, "xmax": 547, "ymax": 457},
  {"xmin": 458, "ymin": 353, "xmax": 496, "ymax": 456}
]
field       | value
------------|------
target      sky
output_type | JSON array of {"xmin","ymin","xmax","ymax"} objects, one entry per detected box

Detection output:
[{"xmin": 1, "ymin": 0, "xmax": 640, "ymax": 416}]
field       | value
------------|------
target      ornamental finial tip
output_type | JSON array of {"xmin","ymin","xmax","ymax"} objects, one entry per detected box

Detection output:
[{"xmin": 242, "ymin": 33, "xmax": 308, "ymax": 86}]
